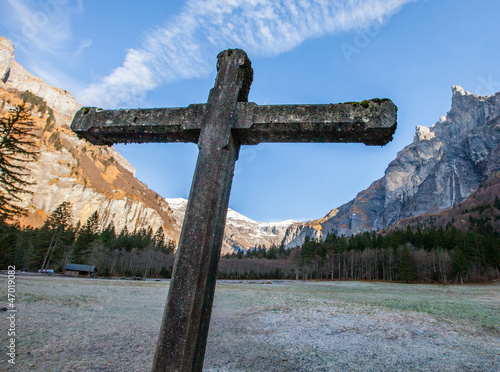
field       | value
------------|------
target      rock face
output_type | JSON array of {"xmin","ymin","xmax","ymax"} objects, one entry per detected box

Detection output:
[
  {"xmin": 283, "ymin": 86, "xmax": 500, "ymax": 247},
  {"xmin": 0, "ymin": 36, "xmax": 178, "ymax": 240},
  {"xmin": 0, "ymin": 87, "xmax": 178, "ymax": 240},
  {"xmin": 165, "ymin": 198, "xmax": 295, "ymax": 254},
  {"xmin": 388, "ymin": 170, "xmax": 500, "ymax": 233}
]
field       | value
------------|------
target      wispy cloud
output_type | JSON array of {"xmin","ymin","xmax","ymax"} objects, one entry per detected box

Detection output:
[
  {"xmin": 30, "ymin": 60, "xmax": 85, "ymax": 96},
  {"xmin": 75, "ymin": 39, "xmax": 92, "ymax": 57},
  {"xmin": 0, "ymin": 0, "xmax": 83, "ymax": 55},
  {"xmin": 0, "ymin": 0, "xmax": 88, "ymax": 92},
  {"xmin": 79, "ymin": 0, "xmax": 417, "ymax": 107}
]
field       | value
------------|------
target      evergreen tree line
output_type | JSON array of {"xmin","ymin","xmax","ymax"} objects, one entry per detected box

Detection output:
[
  {"xmin": 1, "ymin": 201, "xmax": 498, "ymax": 283},
  {"xmin": 0, "ymin": 201, "xmax": 176, "ymax": 278},
  {"xmin": 221, "ymin": 227, "xmax": 500, "ymax": 283}
]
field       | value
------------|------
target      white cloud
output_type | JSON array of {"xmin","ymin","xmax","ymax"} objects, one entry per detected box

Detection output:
[{"xmin": 79, "ymin": 0, "xmax": 418, "ymax": 108}]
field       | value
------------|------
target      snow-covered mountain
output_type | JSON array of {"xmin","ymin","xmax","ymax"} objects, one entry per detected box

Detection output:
[{"xmin": 166, "ymin": 198, "xmax": 295, "ymax": 253}]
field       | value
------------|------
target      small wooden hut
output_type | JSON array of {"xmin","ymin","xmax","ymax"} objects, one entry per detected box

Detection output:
[{"xmin": 64, "ymin": 263, "xmax": 97, "ymax": 278}]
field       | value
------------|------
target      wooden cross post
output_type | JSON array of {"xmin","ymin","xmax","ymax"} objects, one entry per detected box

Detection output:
[{"xmin": 71, "ymin": 49, "xmax": 397, "ymax": 371}]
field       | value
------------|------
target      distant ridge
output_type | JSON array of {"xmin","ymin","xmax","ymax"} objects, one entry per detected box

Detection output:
[{"xmin": 166, "ymin": 198, "xmax": 295, "ymax": 252}]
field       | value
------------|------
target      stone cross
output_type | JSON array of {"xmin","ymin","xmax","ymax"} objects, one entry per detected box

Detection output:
[{"xmin": 71, "ymin": 49, "xmax": 397, "ymax": 371}]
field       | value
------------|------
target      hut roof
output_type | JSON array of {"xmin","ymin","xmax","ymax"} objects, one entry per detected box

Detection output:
[{"xmin": 64, "ymin": 263, "xmax": 97, "ymax": 273}]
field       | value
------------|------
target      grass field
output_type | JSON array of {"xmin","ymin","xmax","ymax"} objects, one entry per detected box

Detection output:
[{"xmin": 0, "ymin": 275, "xmax": 499, "ymax": 371}]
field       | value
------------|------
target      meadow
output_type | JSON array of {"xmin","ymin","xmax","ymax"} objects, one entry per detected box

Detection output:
[{"xmin": 1, "ymin": 275, "xmax": 499, "ymax": 371}]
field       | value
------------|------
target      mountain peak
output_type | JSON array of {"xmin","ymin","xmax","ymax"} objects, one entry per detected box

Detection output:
[
  {"xmin": 0, "ymin": 36, "xmax": 80, "ymax": 119},
  {"xmin": 0, "ymin": 36, "xmax": 180, "ymax": 244},
  {"xmin": 450, "ymin": 85, "xmax": 487, "ymax": 115},
  {"xmin": 451, "ymin": 85, "xmax": 470, "ymax": 97}
]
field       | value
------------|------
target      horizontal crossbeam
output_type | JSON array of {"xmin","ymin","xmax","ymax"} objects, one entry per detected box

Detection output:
[
  {"xmin": 235, "ymin": 100, "xmax": 397, "ymax": 145},
  {"xmin": 71, "ymin": 105, "xmax": 206, "ymax": 146},
  {"xmin": 71, "ymin": 99, "xmax": 397, "ymax": 147}
]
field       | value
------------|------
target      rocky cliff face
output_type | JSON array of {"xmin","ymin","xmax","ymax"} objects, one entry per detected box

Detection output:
[
  {"xmin": 0, "ymin": 86, "xmax": 178, "ymax": 240},
  {"xmin": 387, "ymin": 170, "xmax": 500, "ymax": 233},
  {"xmin": 0, "ymin": 36, "xmax": 177, "ymax": 240},
  {"xmin": 283, "ymin": 86, "xmax": 500, "ymax": 247}
]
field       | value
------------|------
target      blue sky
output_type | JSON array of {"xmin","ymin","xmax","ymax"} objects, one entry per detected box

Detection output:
[{"xmin": 1, "ymin": 0, "xmax": 500, "ymax": 222}]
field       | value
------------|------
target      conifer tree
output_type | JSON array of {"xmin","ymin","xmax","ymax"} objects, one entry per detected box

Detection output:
[
  {"xmin": 494, "ymin": 195, "xmax": 500, "ymax": 211},
  {"xmin": 153, "ymin": 226, "xmax": 166, "ymax": 251},
  {"xmin": 45, "ymin": 201, "xmax": 72, "ymax": 231},
  {"xmin": 73, "ymin": 211, "xmax": 100, "ymax": 262},
  {"xmin": 100, "ymin": 223, "xmax": 117, "ymax": 249},
  {"xmin": 40, "ymin": 201, "xmax": 73, "ymax": 271},
  {"xmin": 166, "ymin": 239, "xmax": 176, "ymax": 254},
  {"xmin": 399, "ymin": 245, "xmax": 415, "ymax": 283},
  {"xmin": 452, "ymin": 247, "xmax": 469, "ymax": 284},
  {"xmin": 84, "ymin": 211, "xmax": 100, "ymax": 235},
  {"xmin": 116, "ymin": 226, "xmax": 132, "ymax": 251},
  {"xmin": 0, "ymin": 218, "xmax": 18, "ymax": 267},
  {"xmin": 0, "ymin": 104, "xmax": 39, "ymax": 220}
]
